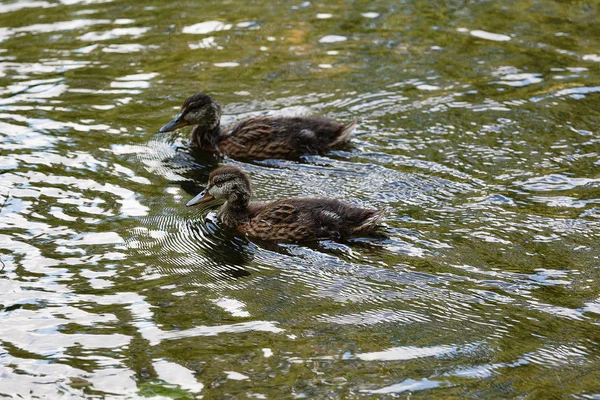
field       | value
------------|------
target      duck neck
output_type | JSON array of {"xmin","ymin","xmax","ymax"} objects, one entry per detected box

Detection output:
[
  {"xmin": 190, "ymin": 124, "xmax": 221, "ymax": 151},
  {"xmin": 218, "ymin": 191, "xmax": 250, "ymax": 228}
]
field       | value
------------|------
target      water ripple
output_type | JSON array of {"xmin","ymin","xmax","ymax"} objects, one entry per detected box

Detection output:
[{"xmin": 0, "ymin": 0, "xmax": 599, "ymax": 397}]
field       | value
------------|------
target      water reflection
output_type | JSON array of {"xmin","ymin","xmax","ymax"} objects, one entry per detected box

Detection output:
[{"xmin": 1, "ymin": 0, "xmax": 599, "ymax": 397}]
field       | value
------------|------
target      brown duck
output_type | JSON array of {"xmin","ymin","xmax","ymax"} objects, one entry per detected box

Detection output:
[
  {"xmin": 186, "ymin": 166, "xmax": 386, "ymax": 242},
  {"xmin": 159, "ymin": 92, "xmax": 356, "ymax": 160}
]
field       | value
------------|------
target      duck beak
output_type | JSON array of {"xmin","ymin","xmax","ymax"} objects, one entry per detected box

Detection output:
[
  {"xmin": 159, "ymin": 113, "xmax": 189, "ymax": 132},
  {"xmin": 186, "ymin": 188, "xmax": 215, "ymax": 207}
]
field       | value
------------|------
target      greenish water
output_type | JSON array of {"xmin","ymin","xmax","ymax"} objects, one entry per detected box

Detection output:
[{"xmin": 1, "ymin": 0, "xmax": 599, "ymax": 398}]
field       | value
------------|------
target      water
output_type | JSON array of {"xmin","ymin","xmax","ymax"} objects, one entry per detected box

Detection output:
[{"xmin": 1, "ymin": 0, "xmax": 599, "ymax": 398}]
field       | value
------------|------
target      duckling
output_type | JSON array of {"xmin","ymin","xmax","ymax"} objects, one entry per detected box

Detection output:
[
  {"xmin": 186, "ymin": 166, "xmax": 386, "ymax": 242},
  {"xmin": 159, "ymin": 92, "xmax": 356, "ymax": 160}
]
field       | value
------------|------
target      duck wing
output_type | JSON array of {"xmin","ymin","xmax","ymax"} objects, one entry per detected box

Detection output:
[
  {"xmin": 244, "ymin": 200, "xmax": 317, "ymax": 242},
  {"xmin": 269, "ymin": 116, "xmax": 356, "ymax": 152},
  {"xmin": 243, "ymin": 198, "xmax": 384, "ymax": 242},
  {"xmin": 218, "ymin": 117, "xmax": 298, "ymax": 159},
  {"xmin": 219, "ymin": 116, "xmax": 356, "ymax": 160}
]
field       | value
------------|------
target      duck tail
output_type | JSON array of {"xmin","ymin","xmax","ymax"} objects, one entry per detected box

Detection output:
[
  {"xmin": 330, "ymin": 120, "xmax": 357, "ymax": 146},
  {"xmin": 353, "ymin": 207, "xmax": 387, "ymax": 233}
]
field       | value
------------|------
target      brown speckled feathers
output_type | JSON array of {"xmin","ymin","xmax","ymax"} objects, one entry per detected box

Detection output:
[
  {"xmin": 160, "ymin": 92, "xmax": 355, "ymax": 160},
  {"xmin": 218, "ymin": 116, "xmax": 355, "ymax": 159},
  {"xmin": 242, "ymin": 198, "xmax": 386, "ymax": 242},
  {"xmin": 186, "ymin": 166, "xmax": 385, "ymax": 242}
]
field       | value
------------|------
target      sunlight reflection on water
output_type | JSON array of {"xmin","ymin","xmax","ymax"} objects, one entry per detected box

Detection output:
[{"xmin": 0, "ymin": 0, "xmax": 599, "ymax": 397}]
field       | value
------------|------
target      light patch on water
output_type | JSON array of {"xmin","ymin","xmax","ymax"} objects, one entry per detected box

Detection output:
[
  {"xmin": 214, "ymin": 62, "xmax": 240, "ymax": 67},
  {"xmin": 362, "ymin": 12, "xmax": 380, "ymax": 18},
  {"xmin": 417, "ymin": 84, "xmax": 440, "ymax": 91},
  {"xmin": 517, "ymin": 174, "xmax": 600, "ymax": 192},
  {"xmin": 85, "ymin": 368, "xmax": 137, "ymax": 396},
  {"xmin": 0, "ymin": 82, "xmax": 69, "ymax": 102},
  {"xmin": 0, "ymin": 0, "xmax": 55, "ymax": 13},
  {"xmin": 0, "ymin": 353, "xmax": 137, "ymax": 397},
  {"xmin": 78, "ymin": 27, "xmax": 149, "ymax": 41},
  {"xmin": 318, "ymin": 308, "xmax": 430, "ymax": 326},
  {"xmin": 491, "ymin": 73, "xmax": 543, "ymax": 87},
  {"xmin": 2, "ymin": 19, "xmax": 111, "ymax": 39},
  {"xmin": 0, "ymin": 60, "xmax": 89, "ymax": 77},
  {"xmin": 49, "ymin": 206, "xmax": 78, "ymax": 222},
  {"xmin": 530, "ymin": 196, "xmax": 600, "ymax": 209},
  {"xmin": 183, "ymin": 21, "xmax": 232, "ymax": 35},
  {"xmin": 110, "ymin": 143, "xmax": 189, "ymax": 182},
  {"xmin": 248, "ymin": 394, "xmax": 267, "ymax": 399},
  {"xmin": 519, "ymin": 344, "xmax": 589, "ymax": 368},
  {"xmin": 72, "ymin": 9, "xmax": 99, "ymax": 15},
  {"xmin": 584, "ymin": 298, "xmax": 600, "ymax": 314},
  {"xmin": 113, "ymin": 18, "xmax": 134, "ymax": 25},
  {"xmin": 153, "ymin": 360, "xmax": 204, "ymax": 393},
  {"xmin": 59, "ymin": 232, "xmax": 124, "ymax": 245},
  {"xmin": 471, "ymin": 231, "xmax": 511, "ymax": 244},
  {"xmin": 140, "ymin": 320, "xmax": 284, "ymax": 346},
  {"xmin": 526, "ymin": 301, "xmax": 584, "ymax": 320},
  {"xmin": 0, "ymin": 123, "xmax": 59, "ymax": 150},
  {"xmin": 103, "ymin": 44, "xmax": 146, "ymax": 53},
  {"xmin": 71, "ymin": 88, "xmax": 142, "ymax": 95},
  {"xmin": 470, "ymin": 30, "xmax": 511, "ymax": 41},
  {"xmin": 225, "ymin": 371, "xmax": 250, "ymax": 380},
  {"xmin": 111, "ymin": 80, "xmax": 150, "ymax": 89},
  {"xmin": 0, "ymin": 307, "xmax": 129, "ymax": 357},
  {"xmin": 319, "ymin": 35, "xmax": 347, "ymax": 43},
  {"xmin": 0, "ymin": 19, "xmax": 110, "ymax": 45},
  {"xmin": 112, "ymin": 163, "xmax": 152, "ymax": 185},
  {"xmin": 6, "ymin": 170, "xmax": 150, "ymax": 217},
  {"xmin": 189, "ymin": 36, "xmax": 223, "ymax": 50},
  {"xmin": 60, "ymin": 0, "xmax": 113, "ymax": 4},
  {"xmin": 582, "ymin": 54, "xmax": 600, "ymax": 62},
  {"xmin": 446, "ymin": 364, "xmax": 498, "ymax": 379},
  {"xmin": 104, "ymin": 73, "xmax": 158, "ymax": 92},
  {"xmin": 9, "ymin": 150, "xmax": 107, "ymax": 170},
  {"xmin": 316, "ymin": 13, "xmax": 333, "ymax": 19},
  {"xmin": 291, "ymin": 1, "xmax": 310, "ymax": 9},
  {"xmin": 354, "ymin": 344, "xmax": 457, "ymax": 361},
  {"xmin": 473, "ymin": 193, "xmax": 516, "ymax": 206},
  {"xmin": 364, "ymin": 378, "xmax": 445, "ymax": 394},
  {"xmin": 262, "ymin": 348, "xmax": 273, "ymax": 357},
  {"xmin": 213, "ymin": 297, "xmax": 251, "ymax": 317},
  {"xmin": 89, "ymin": 278, "xmax": 113, "ymax": 289},
  {"xmin": 74, "ymin": 44, "xmax": 98, "ymax": 53},
  {"xmin": 554, "ymin": 86, "xmax": 600, "ymax": 99},
  {"xmin": 236, "ymin": 21, "xmax": 257, "ymax": 28}
]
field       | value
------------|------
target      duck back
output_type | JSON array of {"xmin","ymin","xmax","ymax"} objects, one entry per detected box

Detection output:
[
  {"xmin": 217, "ymin": 116, "xmax": 355, "ymax": 160},
  {"xmin": 241, "ymin": 198, "xmax": 383, "ymax": 242}
]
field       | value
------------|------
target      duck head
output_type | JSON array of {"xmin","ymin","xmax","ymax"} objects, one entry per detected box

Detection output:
[
  {"xmin": 186, "ymin": 166, "xmax": 251, "ymax": 207},
  {"xmin": 159, "ymin": 92, "xmax": 222, "ymax": 133}
]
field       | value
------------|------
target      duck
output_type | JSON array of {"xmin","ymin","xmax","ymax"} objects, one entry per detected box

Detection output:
[
  {"xmin": 159, "ymin": 92, "xmax": 356, "ymax": 160},
  {"xmin": 185, "ymin": 165, "xmax": 386, "ymax": 242}
]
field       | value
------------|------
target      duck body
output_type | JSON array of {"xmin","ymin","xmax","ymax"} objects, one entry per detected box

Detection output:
[
  {"xmin": 160, "ymin": 92, "xmax": 355, "ymax": 160},
  {"xmin": 186, "ymin": 166, "xmax": 386, "ymax": 242},
  {"xmin": 240, "ymin": 197, "xmax": 385, "ymax": 242}
]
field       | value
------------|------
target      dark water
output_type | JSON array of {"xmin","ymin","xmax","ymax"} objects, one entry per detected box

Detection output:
[{"xmin": 1, "ymin": 0, "xmax": 600, "ymax": 398}]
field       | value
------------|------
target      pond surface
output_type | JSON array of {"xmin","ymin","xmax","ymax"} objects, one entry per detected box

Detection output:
[{"xmin": 1, "ymin": 0, "xmax": 600, "ymax": 398}]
